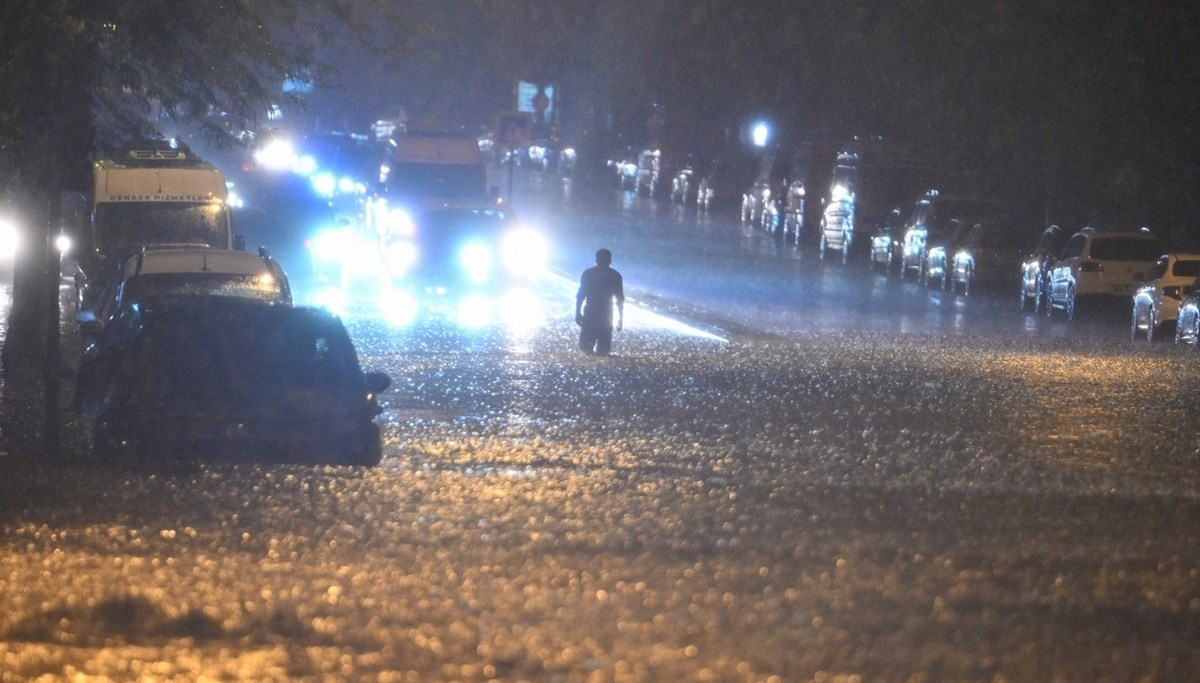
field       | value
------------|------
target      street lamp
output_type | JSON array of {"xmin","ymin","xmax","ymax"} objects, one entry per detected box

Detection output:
[{"xmin": 751, "ymin": 121, "xmax": 771, "ymax": 148}]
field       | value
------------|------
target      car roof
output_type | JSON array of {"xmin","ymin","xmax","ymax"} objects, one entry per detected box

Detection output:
[{"xmin": 122, "ymin": 248, "xmax": 279, "ymax": 278}]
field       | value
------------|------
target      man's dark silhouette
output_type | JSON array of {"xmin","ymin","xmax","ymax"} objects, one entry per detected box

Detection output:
[{"xmin": 575, "ymin": 248, "xmax": 624, "ymax": 355}]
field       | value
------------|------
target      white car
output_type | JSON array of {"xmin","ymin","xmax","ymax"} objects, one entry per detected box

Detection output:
[
  {"xmin": 77, "ymin": 247, "xmax": 291, "ymax": 335},
  {"xmin": 1174, "ymin": 284, "xmax": 1200, "ymax": 349},
  {"xmin": 1130, "ymin": 253, "xmax": 1200, "ymax": 341},
  {"xmin": 1045, "ymin": 228, "xmax": 1163, "ymax": 320}
]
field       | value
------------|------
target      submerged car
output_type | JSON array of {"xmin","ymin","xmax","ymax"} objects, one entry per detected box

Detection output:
[
  {"xmin": 77, "ymin": 296, "xmax": 389, "ymax": 465},
  {"xmin": 1046, "ymin": 227, "xmax": 1163, "ymax": 320},
  {"xmin": 1131, "ymin": 253, "xmax": 1200, "ymax": 341}
]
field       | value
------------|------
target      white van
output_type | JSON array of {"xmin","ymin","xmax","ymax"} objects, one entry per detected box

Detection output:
[{"xmin": 90, "ymin": 148, "xmax": 236, "ymax": 257}]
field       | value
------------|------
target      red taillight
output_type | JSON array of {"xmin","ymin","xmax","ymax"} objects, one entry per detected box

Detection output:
[{"xmin": 1080, "ymin": 261, "xmax": 1104, "ymax": 273}]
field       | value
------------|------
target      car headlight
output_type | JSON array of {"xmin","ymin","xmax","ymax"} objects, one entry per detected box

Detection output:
[
  {"xmin": 295, "ymin": 155, "xmax": 318, "ymax": 176},
  {"xmin": 0, "ymin": 220, "xmax": 18, "ymax": 260},
  {"xmin": 309, "ymin": 228, "xmax": 348, "ymax": 261},
  {"xmin": 459, "ymin": 242, "xmax": 493, "ymax": 283},
  {"xmin": 385, "ymin": 240, "xmax": 418, "ymax": 275},
  {"xmin": 312, "ymin": 172, "xmax": 336, "ymax": 198},
  {"xmin": 501, "ymin": 228, "xmax": 547, "ymax": 274}
]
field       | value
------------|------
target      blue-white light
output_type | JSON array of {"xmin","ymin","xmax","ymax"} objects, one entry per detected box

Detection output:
[
  {"xmin": 459, "ymin": 242, "xmax": 493, "ymax": 284},
  {"xmin": 752, "ymin": 121, "xmax": 770, "ymax": 148},
  {"xmin": 295, "ymin": 155, "xmax": 318, "ymax": 176},
  {"xmin": 312, "ymin": 172, "xmax": 336, "ymax": 198},
  {"xmin": 501, "ymin": 228, "xmax": 548, "ymax": 274}
]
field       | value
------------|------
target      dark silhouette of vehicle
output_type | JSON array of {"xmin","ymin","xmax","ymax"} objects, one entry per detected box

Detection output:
[
  {"xmin": 77, "ymin": 296, "xmax": 390, "ymax": 465},
  {"xmin": 1018, "ymin": 225, "xmax": 1067, "ymax": 312}
]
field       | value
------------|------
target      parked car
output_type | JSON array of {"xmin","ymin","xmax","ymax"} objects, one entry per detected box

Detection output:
[
  {"xmin": 897, "ymin": 191, "xmax": 1003, "ymax": 281},
  {"xmin": 1130, "ymin": 253, "xmax": 1200, "ymax": 341},
  {"xmin": 922, "ymin": 218, "xmax": 971, "ymax": 289},
  {"xmin": 949, "ymin": 220, "xmax": 1024, "ymax": 295},
  {"xmin": 1018, "ymin": 225, "xmax": 1066, "ymax": 312},
  {"xmin": 635, "ymin": 149, "xmax": 660, "ymax": 196},
  {"xmin": 818, "ymin": 199, "xmax": 854, "ymax": 262},
  {"xmin": 741, "ymin": 180, "xmax": 772, "ymax": 227},
  {"xmin": 670, "ymin": 165, "xmax": 695, "ymax": 204},
  {"xmin": 1045, "ymin": 227, "xmax": 1164, "ymax": 320},
  {"xmin": 77, "ymin": 296, "xmax": 390, "ymax": 465},
  {"xmin": 869, "ymin": 208, "xmax": 904, "ymax": 272},
  {"xmin": 696, "ymin": 156, "xmax": 753, "ymax": 211},
  {"xmin": 1173, "ymin": 278, "xmax": 1200, "ymax": 349},
  {"xmin": 781, "ymin": 181, "xmax": 807, "ymax": 241},
  {"xmin": 76, "ymin": 246, "xmax": 291, "ymax": 339}
]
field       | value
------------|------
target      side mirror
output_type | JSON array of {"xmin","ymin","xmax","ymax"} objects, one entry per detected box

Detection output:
[
  {"xmin": 364, "ymin": 371, "xmax": 391, "ymax": 395},
  {"xmin": 234, "ymin": 234, "xmax": 246, "ymax": 251}
]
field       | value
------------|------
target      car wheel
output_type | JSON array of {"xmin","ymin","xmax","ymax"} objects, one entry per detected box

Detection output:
[
  {"xmin": 963, "ymin": 269, "xmax": 973, "ymax": 296},
  {"xmin": 841, "ymin": 237, "xmax": 850, "ymax": 264},
  {"xmin": 1146, "ymin": 309, "xmax": 1157, "ymax": 343},
  {"xmin": 818, "ymin": 234, "xmax": 827, "ymax": 260},
  {"xmin": 1190, "ymin": 320, "xmax": 1200, "ymax": 351},
  {"xmin": 1065, "ymin": 287, "xmax": 1076, "ymax": 321},
  {"xmin": 1131, "ymin": 306, "xmax": 1142, "ymax": 341}
]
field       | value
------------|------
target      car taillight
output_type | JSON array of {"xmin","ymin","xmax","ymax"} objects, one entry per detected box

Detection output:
[
  {"xmin": 1080, "ymin": 261, "xmax": 1104, "ymax": 273},
  {"xmin": 1163, "ymin": 286, "xmax": 1183, "ymax": 300}
]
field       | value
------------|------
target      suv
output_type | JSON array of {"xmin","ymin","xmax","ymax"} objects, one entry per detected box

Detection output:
[
  {"xmin": 1045, "ymin": 227, "xmax": 1164, "ymax": 320},
  {"xmin": 1130, "ymin": 253, "xmax": 1200, "ymax": 341}
]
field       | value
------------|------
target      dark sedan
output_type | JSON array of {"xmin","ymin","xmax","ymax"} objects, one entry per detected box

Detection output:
[{"xmin": 77, "ymin": 296, "xmax": 390, "ymax": 465}]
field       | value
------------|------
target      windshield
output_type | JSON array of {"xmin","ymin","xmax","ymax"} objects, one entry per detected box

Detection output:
[
  {"xmin": 124, "ymin": 272, "xmax": 285, "ymax": 304},
  {"xmin": 94, "ymin": 202, "xmax": 229, "ymax": 254},
  {"xmin": 130, "ymin": 308, "xmax": 360, "ymax": 401},
  {"xmin": 1089, "ymin": 237, "xmax": 1163, "ymax": 261}
]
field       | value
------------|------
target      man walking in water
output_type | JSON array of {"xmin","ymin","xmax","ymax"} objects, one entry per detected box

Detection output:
[{"xmin": 575, "ymin": 248, "xmax": 624, "ymax": 355}]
